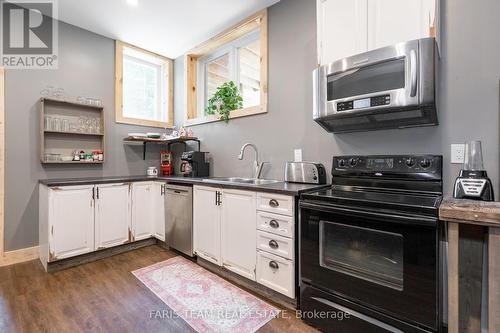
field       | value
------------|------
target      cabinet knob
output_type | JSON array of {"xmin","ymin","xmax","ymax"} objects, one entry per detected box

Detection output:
[
  {"xmin": 269, "ymin": 261, "xmax": 279, "ymax": 270},
  {"xmin": 269, "ymin": 219, "xmax": 279, "ymax": 228},
  {"xmin": 269, "ymin": 240, "xmax": 279, "ymax": 249},
  {"xmin": 269, "ymin": 199, "xmax": 279, "ymax": 208}
]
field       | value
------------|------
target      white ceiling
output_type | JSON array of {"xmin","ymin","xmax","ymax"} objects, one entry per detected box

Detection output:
[{"xmin": 57, "ymin": 0, "xmax": 280, "ymax": 59}]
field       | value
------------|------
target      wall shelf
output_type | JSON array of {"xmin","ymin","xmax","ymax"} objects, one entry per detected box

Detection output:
[
  {"xmin": 40, "ymin": 98, "xmax": 105, "ymax": 164},
  {"xmin": 123, "ymin": 136, "xmax": 200, "ymax": 160}
]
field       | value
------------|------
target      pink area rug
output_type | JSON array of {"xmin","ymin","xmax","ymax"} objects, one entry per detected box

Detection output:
[{"xmin": 132, "ymin": 256, "xmax": 280, "ymax": 333}]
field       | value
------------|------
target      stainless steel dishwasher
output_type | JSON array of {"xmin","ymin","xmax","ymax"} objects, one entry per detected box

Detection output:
[{"xmin": 164, "ymin": 184, "xmax": 193, "ymax": 257}]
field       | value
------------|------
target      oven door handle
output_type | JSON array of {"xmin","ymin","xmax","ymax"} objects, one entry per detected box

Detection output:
[
  {"xmin": 299, "ymin": 201, "xmax": 437, "ymax": 227},
  {"xmin": 311, "ymin": 297, "xmax": 404, "ymax": 333}
]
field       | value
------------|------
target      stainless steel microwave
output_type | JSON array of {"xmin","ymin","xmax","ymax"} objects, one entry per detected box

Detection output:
[{"xmin": 313, "ymin": 38, "xmax": 438, "ymax": 133}]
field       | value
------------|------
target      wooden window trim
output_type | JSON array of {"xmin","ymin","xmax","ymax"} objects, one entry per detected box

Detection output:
[
  {"xmin": 115, "ymin": 41, "xmax": 174, "ymax": 128},
  {"xmin": 184, "ymin": 9, "xmax": 268, "ymax": 127}
]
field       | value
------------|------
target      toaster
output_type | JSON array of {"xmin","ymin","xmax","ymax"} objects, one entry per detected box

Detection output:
[{"xmin": 284, "ymin": 162, "xmax": 327, "ymax": 184}]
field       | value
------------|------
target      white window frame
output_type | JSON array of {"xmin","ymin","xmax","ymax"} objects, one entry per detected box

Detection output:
[
  {"xmin": 196, "ymin": 30, "xmax": 260, "ymax": 114},
  {"xmin": 115, "ymin": 41, "xmax": 173, "ymax": 128}
]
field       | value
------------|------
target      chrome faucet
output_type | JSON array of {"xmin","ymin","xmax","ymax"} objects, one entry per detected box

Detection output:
[{"xmin": 238, "ymin": 143, "xmax": 266, "ymax": 179}]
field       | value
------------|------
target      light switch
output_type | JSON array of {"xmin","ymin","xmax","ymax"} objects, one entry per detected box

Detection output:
[
  {"xmin": 451, "ymin": 144, "xmax": 465, "ymax": 164},
  {"xmin": 294, "ymin": 149, "xmax": 303, "ymax": 162}
]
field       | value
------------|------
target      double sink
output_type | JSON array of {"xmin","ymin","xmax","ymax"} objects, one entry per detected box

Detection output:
[{"xmin": 202, "ymin": 177, "xmax": 281, "ymax": 186}]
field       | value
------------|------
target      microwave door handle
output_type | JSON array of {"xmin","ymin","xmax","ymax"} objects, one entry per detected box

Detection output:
[
  {"xmin": 329, "ymin": 68, "xmax": 361, "ymax": 82},
  {"xmin": 410, "ymin": 49, "xmax": 418, "ymax": 97}
]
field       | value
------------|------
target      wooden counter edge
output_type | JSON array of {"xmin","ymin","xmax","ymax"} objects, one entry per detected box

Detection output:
[{"xmin": 439, "ymin": 197, "xmax": 500, "ymax": 227}]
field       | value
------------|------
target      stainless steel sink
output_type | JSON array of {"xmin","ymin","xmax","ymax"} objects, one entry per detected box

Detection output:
[{"xmin": 202, "ymin": 177, "xmax": 281, "ymax": 185}]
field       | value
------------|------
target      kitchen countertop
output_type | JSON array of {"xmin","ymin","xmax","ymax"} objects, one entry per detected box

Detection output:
[
  {"xmin": 439, "ymin": 197, "xmax": 500, "ymax": 227},
  {"xmin": 39, "ymin": 176, "xmax": 330, "ymax": 196}
]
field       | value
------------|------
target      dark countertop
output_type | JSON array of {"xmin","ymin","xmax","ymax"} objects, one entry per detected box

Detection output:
[{"xmin": 39, "ymin": 175, "xmax": 330, "ymax": 196}]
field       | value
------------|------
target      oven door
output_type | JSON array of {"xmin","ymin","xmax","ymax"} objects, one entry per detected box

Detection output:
[{"xmin": 300, "ymin": 200, "xmax": 438, "ymax": 330}]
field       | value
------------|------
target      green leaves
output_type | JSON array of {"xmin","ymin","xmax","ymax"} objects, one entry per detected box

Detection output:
[{"xmin": 205, "ymin": 81, "xmax": 243, "ymax": 123}]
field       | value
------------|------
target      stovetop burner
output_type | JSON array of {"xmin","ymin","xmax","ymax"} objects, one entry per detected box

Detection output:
[{"xmin": 301, "ymin": 155, "xmax": 443, "ymax": 216}]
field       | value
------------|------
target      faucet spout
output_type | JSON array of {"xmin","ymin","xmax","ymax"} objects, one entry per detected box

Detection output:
[{"xmin": 238, "ymin": 143, "xmax": 265, "ymax": 179}]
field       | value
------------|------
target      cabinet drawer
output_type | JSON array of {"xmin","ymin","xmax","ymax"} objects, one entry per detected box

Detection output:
[
  {"xmin": 257, "ymin": 193, "xmax": 294, "ymax": 216},
  {"xmin": 256, "ymin": 250, "xmax": 294, "ymax": 298},
  {"xmin": 257, "ymin": 230, "xmax": 294, "ymax": 260},
  {"xmin": 257, "ymin": 211, "xmax": 294, "ymax": 239}
]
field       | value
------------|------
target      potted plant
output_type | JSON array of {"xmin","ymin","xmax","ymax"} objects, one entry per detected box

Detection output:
[{"xmin": 205, "ymin": 81, "xmax": 243, "ymax": 123}]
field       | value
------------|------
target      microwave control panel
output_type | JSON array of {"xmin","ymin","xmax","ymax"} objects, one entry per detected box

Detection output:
[{"xmin": 337, "ymin": 94, "xmax": 390, "ymax": 112}]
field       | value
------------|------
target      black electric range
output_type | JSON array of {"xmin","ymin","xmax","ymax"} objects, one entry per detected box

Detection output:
[{"xmin": 299, "ymin": 155, "xmax": 443, "ymax": 333}]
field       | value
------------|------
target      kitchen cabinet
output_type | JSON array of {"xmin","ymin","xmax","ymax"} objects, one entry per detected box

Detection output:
[
  {"xmin": 221, "ymin": 189, "xmax": 256, "ymax": 280},
  {"xmin": 317, "ymin": 0, "xmax": 368, "ymax": 66},
  {"xmin": 193, "ymin": 186, "xmax": 221, "ymax": 265},
  {"xmin": 317, "ymin": 0, "xmax": 437, "ymax": 65},
  {"xmin": 131, "ymin": 182, "xmax": 154, "ymax": 241},
  {"xmin": 367, "ymin": 0, "xmax": 436, "ymax": 51},
  {"xmin": 47, "ymin": 185, "xmax": 95, "ymax": 261},
  {"xmin": 95, "ymin": 183, "xmax": 131, "ymax": 249},
  {"xmin": 153, "ymin": 182, "xmax": 165, "ymax": 241}
]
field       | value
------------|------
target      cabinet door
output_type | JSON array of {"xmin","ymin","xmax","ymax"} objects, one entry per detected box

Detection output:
[
  {"xmin": 193, "ymin": 186, "xmax": 221, "ymax": 265},
  {"xmin": 367, "ymin": 0, "xmax": 436, "ymax": 50},
  {"xmin": 317, "ymin": 0, "xmax": 368, "ymax": 65},
  {"xmin": 48, "ymin": 185, "xmax": 95, "ymax": 260},
  {"xmin": 131, "ymin": 182, "xmax": 154, "ymax": 241},
  {"xmin": 153, "ymin": 182, "xmax": 165, "ymax": 241},
  {"xmin": 221, "ymin": 189, "xmax": 257, "ymax": 280},
  {"xmin": 95, "ymin": 183, "xmax": 131, "ymax": 249}
]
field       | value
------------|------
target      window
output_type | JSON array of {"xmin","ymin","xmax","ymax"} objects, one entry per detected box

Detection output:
[
  {"xmin": 115, "ymin": 41, "xmax": 173, "ymax": 128},
  {"xmin": 185, "ymin": 10, "xmax": 268, "ymax": 126}
]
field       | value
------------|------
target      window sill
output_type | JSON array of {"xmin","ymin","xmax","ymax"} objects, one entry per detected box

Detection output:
[
  {"xmin": 184, "ymin": 104, "xmax": 267, "ymax": 127},
  {"xmin": 116, "ymin": 116, "xmax": 174, "ymax": 129}
]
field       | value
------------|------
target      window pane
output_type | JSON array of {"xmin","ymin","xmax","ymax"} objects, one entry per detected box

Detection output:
[
  {"xmin": 123, "ymin": 55, "xmax": 165, "ymax": 122},
  {"xmin": 206, "ymin": 53, "xmax": 230, "ymax": 105},
  {"xmin": 238, "ymin": 39, "xmax": 260, "ymax": 108}
]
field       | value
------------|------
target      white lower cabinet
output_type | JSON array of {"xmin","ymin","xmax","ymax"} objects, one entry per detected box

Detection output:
[
  {"xmin": 221, "ymin": 189, "xmax": 256, "ymax": 280},
  {"xmin": 153, "ymin": 182, "xmax": 165, "ymax": 241},
  {"xmin": 131, "ymin": 182, "xmax": 154, "ymax": 241},
  {"xmin": 193, "ymin": 185, "xmax": 296, "ymax": 298},
  {"xmin": 193, "ymin": 186, "xmax": 221, "ymax": 265},
  {"xmin": 47, "ymin": 185, "xmax": 95, "ymax": 261},
  {"xmin": 40, "ymin": 180, "xmax": 166, "ymax": 270},
  {"xmin": 95, "ymin": 183, "xmax": 131, "ymax": 249},
  {"xmin": 257, "ymin": 250, "xmax": 295, "ymax": 298}
]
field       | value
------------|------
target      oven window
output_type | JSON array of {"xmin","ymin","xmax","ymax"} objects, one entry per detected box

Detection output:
[
  {"xmin": 320, "ymin": 221, "xmax": 404, "ymax": 290},
  {"xmin": 327, "ymin": 58, "xmax": 405, "ymax": 101}
]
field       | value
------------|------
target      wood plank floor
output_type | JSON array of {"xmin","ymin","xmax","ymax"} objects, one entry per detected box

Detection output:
[{"xmin": 0, "ymin": 245, "xmax": 319, "ymax": 333}]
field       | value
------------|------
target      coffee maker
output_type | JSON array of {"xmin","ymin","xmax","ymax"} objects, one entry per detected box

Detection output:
[
  {"xmin": 453, "ymin": 141, "xmax": 494, "ymax": 201},
  {"xmin": 180, "ymin": 151, "xmax": 209, "ymax": 177}
]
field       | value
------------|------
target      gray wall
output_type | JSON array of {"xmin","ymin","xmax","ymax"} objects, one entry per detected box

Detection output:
[
  {"xmin": 5, "ymin": 22, "xmax": 166, "ymax": 251},
  {"xmin": 174, "ymin": 0, "xmax": 500, "ymax": 196}
]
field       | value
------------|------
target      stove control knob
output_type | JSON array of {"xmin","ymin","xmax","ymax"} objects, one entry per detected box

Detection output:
[
  {"xmin": 420, "ymin": 159, "xmax": 432, "ymax": 168},
  {"xmin": 338, "ymin": 159, "xmax": 346, "ymax": 167},
  {"xmin": 405, "ymin": 157, "xmax": 416, "ymax": 167},
  {"xmin": 349, "ymin": 158, "xmax": 357, "ymax": 167}
]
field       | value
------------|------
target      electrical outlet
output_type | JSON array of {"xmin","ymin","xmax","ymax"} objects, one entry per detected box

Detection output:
[
  {"xmin": 451, "ymin": 144, "xmax": 465, "ymax": 164},
  {"xmin": 294, "ymin": 149, "xmax": 303, "ymax": 162}
]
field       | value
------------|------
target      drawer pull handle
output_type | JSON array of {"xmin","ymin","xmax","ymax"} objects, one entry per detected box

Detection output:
[
  {"xmin": 269, "ymin": 261, "xmax": 279, "ymax": 270},
  {"xmin": 269, "ymin": 240, "xmax": 279, "ymax": 249},
  {"xmin": 269, "ymin": 220, "xmax": 279, "ymax": 228},
  {"xmin": 269, "ymin": 199, "xmax": 279, "ymax": 208}
]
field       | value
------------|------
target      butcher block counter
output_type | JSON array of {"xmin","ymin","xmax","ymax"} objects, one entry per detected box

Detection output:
[{"xmin": 440, "ymin": 198, "xmax": 500, "ymax": 333}]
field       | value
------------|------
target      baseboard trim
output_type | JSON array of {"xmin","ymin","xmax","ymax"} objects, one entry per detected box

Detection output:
[{"xmin": 0, "ymin": 246, "xmax": 39, "ymax": 267}]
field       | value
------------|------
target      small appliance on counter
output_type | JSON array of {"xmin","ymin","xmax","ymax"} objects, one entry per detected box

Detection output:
[
  {"xmin": 146, "ymin": 166, "xmax": 158, "ymax": 177},
  {"xmin": 160, "ymin": 150, "xmax": 173, "ymax": 176},
  {"xmin": 284, "ymin": 162, "xmax": 326, "ymax": 184},
  {"xmin": 180, "ymin": 151, "xmax": 209, "ymax": 177},
  {"xmin": 453, "ymin": 141, "xmax": 494, "ymax": 201}
]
